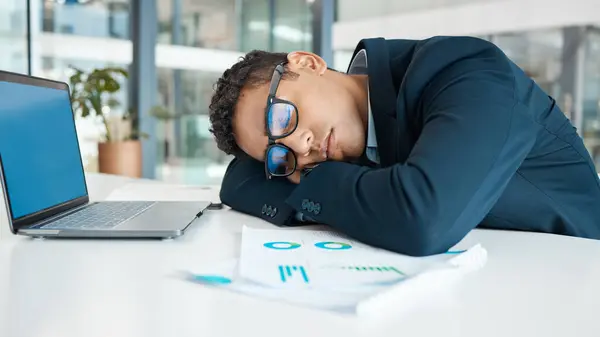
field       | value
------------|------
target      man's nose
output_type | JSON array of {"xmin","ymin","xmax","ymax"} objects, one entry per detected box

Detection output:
[{"xmin": 279, "ymin": 129, "xmax": 315, "ymax": 156}]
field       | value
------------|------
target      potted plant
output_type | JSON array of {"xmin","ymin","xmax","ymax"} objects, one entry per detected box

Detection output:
[{"xmin": 69, "ymin": 66, "xmax": 145, "ymax": 178}]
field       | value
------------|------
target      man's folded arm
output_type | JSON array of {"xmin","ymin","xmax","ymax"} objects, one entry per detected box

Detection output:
[
  {"xmin": 285, "ymin": 42, "xmax": 538, "ymax": 256},
  {"xmin": 219, "ymin": 155, "xmax": 301, "ymax": 226}
]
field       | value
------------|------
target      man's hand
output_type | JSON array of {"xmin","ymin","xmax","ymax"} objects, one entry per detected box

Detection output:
[
  {"xmin": 287, "ymin": 164, "xmax": 321, "ymax": 184},
  {"xmin": 287, "ymin": 170, "xmax": 301, "ymax": 184}
]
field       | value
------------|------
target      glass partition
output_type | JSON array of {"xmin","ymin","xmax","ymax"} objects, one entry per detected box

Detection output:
[
  {"xmin": 0, "ymin": 0, "xmax": 28, "ymax": 74},
  {"xmin": 157, "ymin": 0, "xmax": 237, "ymax": 50},
  {"xmin": 40, "ymin": 0, "xmax": 130, "ymax": 39},
  {"xmin": 581, "ymin": 28, "xmax": 600, "ymax": 167}
]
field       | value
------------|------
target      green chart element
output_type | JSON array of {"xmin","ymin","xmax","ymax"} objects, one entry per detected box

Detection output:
[{"xmin": 340, "ymin": 266, "xmax": 405, "ymax": 275}]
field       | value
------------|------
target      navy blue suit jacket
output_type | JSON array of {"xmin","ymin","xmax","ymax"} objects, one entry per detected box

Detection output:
[{"xmin": 219, "ymin": 36, "xmax": 600, "ymax": 256}]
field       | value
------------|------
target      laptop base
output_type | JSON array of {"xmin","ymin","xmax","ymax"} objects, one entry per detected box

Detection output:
[{"xmin": 17, "ymin": 201, "xmax": 208, "ymax": 239}]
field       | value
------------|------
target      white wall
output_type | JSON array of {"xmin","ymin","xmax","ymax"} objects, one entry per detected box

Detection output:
[
  {"xmin": 32, "ymin": 33, "xmax": 243, "ymax": 73},
  {"xmin": 336, "ymin": 0, "xmax": 504, "ymax": 21},
  {"xmin": 333, "ymin": 0, "xmax": 600, "ymax": 51}
]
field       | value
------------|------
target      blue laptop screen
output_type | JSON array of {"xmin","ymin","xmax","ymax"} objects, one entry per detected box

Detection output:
[{"xmin": 0, "ymin": 80, "xmax": 87, "ymax": 219}]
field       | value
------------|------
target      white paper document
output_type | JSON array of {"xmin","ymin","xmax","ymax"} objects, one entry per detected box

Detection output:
[
  {"xmin": 187, "ymin": 227, "xmax": 487, "ymax": 314},
  {"xmin": 239, "ymin": 226, "xmax": 461, "ymax": 289}
]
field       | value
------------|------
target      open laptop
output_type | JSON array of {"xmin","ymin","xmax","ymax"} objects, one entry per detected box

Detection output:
[{"xmin": 0, "ymin": 70, "xmax": 210, "ymax": 239}]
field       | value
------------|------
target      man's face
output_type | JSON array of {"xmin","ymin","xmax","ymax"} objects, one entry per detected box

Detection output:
[{"xmin": 232, "ymin": 51, "xmax": 367, "ymax": 182}]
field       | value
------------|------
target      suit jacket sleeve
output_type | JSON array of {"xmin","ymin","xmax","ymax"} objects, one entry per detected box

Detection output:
[
  {"xmin": 285, "ymin": 37, "xmax": 537, "ymax": 256},
  {"xmin": 219, "ymin": 155, "xmax": 299, "ymax": 226}
]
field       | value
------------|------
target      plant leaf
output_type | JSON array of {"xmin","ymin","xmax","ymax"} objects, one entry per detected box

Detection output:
[
  {"xmin": 105, "ymin": 67, "xmax": 129, "ymax": 78},
  {"xmin": 106, "ymin": 97, "xmax": 120, "ymax": 108},
  {"xmin": 80, "ymin": 103, "xmax": 90, "ymax": 118}
]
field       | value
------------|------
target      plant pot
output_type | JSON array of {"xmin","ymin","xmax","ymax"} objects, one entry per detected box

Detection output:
[{"xmin": 97, "ymin": 140, "xmax": 142, "ymax": 178}]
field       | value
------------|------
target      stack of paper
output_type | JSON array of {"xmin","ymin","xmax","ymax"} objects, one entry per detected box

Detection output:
[{"xmin": 187, "ymin": 226, "xmax": 487, "ymax": 314}]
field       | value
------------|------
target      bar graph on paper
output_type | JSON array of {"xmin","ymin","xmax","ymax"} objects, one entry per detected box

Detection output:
[
  {"xmin": 278, "ymin": 265, "xmax": 310, "ymax": 283},
  {"xmin": 339, "ymin": 266, "xmax": 405, "ymax": 275},
  {"xmin": 239, "ymin": 226, "xmax": 464, "ymax": 288},
  {"xmin": 273, "ymin": 264, "xmax": 405, "ymax": 287}
]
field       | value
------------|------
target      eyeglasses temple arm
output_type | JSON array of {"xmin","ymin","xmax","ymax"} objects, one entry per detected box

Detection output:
[{"xmin": 268, "ymin": 64, "xmax": 285, "ymax": 97}]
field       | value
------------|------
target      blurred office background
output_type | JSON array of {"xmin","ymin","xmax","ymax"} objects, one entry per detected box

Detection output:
[{"xmin": 1, "ymin": 0, "xmax": 600, "ymax": 184}]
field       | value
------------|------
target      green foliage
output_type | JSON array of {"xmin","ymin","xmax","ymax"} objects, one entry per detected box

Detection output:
[
  {"xmin": 69, "ymin": 66, "xmax": 179, "ymax": 143},
  {"xmin": 68, "ymin": 66, "xmax": 129, "ymax": 142},
  {"xmin": 150, "ymin": 105, "xmax": 179, "ymax": 120}
]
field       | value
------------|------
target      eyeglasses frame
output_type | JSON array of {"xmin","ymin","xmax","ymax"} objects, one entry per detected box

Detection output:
[{"xmin": 264, "ymin": 62, "xmax": 300, "ymax": 179}]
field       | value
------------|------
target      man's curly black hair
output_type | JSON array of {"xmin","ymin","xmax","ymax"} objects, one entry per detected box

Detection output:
[{"xmin": 209, "ymin": 50, "xmax": 298, "ymax": 156}]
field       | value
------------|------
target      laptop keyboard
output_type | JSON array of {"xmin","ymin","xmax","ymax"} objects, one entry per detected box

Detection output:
[{"xmin": 41, "ymin": 201, "xmax": 156, "ymax": 230}]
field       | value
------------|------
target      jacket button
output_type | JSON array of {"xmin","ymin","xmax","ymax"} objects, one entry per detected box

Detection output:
[
  {"xmin": 271, "ymin": 207, "xmax": 277, "ymax": 217},
  {"xmin": 261, "ymin": 204, "xmax": 267, "ymax": 214},
  {"xmin": 302, "ymin": 199, "xmax": 309, "ymax": 210},
  {"xmin": 313, "ymin": 203, "xmax": 321, "ymax": 215}
]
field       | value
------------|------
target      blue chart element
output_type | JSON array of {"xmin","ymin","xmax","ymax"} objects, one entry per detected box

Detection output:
[
  {"xmin": 263, "ymin": 241, "xmax": 301, "ymax": 250},
  {"xmin": 190, "ymin": 274, "xmax": 232, "ymax": 285},
  {"xmin": 278, "ymin": 265, "xmax": 310, "ymax": 283},
  {"xmin": 314, "ymin": 241, "xmax": 352, "ymax": 250},
  {"xmin": 341, "ymin": 265, "xmax": 405, "ymax": 275},
  {"xmin": 445, "ymin": 250, "xmax": 467, "ymax": 254}
]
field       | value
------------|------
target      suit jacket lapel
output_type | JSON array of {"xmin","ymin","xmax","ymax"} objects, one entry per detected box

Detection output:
[
  {"xmin": 353, "ymin": 38, "xmax": 399, "ymax": 166},
  {"xmin": 357, "ymin": 38, "xmax": 421, "ymax": 165}
]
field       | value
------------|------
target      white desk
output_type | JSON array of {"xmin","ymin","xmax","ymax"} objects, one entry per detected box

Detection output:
[{"xmin": 1, "ymin": 174, "xmax": 600, "ymax": 337}]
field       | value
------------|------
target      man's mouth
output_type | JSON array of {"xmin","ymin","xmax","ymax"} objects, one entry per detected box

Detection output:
[
  {"xmin": 320, "ymin": 130, "xmax": 335, "ymax": 159},
  {"xmin": 320, "ymin": 132, "xmax": 331, "ymax": 159},
  {"xmin": 327, "ymin": 130, "xmax": 335, "ymax": 159}
]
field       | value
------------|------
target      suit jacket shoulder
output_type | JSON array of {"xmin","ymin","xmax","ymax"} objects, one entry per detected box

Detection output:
[{"xmin": 354, "ymin": 36, "xmax": 515, "ymax": 164}]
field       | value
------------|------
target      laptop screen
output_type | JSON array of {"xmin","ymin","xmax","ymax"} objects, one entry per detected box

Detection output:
[{"xmin": 0, "ymin": 78, "xmax": 87, "ymax": 220}]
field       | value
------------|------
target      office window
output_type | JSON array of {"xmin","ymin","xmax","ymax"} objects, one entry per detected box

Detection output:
[
  {"xmin": 493, "ymin": 27, "xmax": 600, "ymax": 165},
  {"xmin": 0, "ymin": 0, "xmax": 28, "ymax": 74},
  {"xmin": 157, "ymin": 0, "xmax": 238, "ymax": 50},
  {"xmin": 582, "ymin": 28, "xmax": 600, "ymax": 167},
  {"xmin": 493, "ymin": 29, "xmax": 564, "ymax": 108},
  {"xmin": 41, "ymin": 0, "xmax": 130, "ymax": 39},
  {"xmin": 240, "ymin": 0, "xmax": 270, "ymax": 52},
  {"xmin": 156, "ymin": 68, "xmax": 232, "ymax": 185},
  {"xmin": 239, "ymin": 0, "xmax": 313, "ymax": 53},
  {"xmin": 31, "ymin": 1, "xmax": 133, "ymax": 173},
  {"xmin": 273, "ymin": 0, "xmax": 312, "ymax": 52}
]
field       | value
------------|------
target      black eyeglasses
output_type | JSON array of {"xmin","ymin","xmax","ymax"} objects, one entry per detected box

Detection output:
[{"xmin": 264, "ymin": 63, "xmax": 300, "ymax": 179}]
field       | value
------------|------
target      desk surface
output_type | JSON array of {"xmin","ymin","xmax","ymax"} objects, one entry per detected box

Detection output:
[{"xmin": 1, "ymin": 174, "xmax": 599, "ymax": 337}]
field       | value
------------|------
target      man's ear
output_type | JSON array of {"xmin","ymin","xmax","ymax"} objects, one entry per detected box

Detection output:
[{"xmin": 287, "ymin": 51, "xmax": 327, "ymax": 75}]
